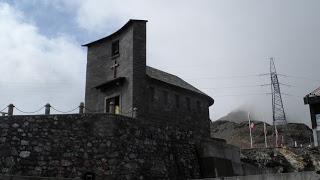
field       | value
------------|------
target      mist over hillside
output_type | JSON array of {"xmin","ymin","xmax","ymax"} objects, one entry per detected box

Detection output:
[
  {"xmin": 211, "ymin": 120, "xmax": 312, "ymax": 149},
  {"xmin": 212, "ymin": 109, "xmax": 312, "ymax": 149},
  {"xmin": 216, "ymin": 110, "xmax": 251, "ymax": 123},
  {"xmin": 215, "ymin": 109, "xmax": 310, "ymax": 127}
]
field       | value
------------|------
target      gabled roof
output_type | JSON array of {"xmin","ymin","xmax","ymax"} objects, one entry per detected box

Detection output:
[
  {"xmin": 304, "ymin": 86, "xmax": 320, "ymax": 105},
  {"xmin": 309, "ymin": 87, "xmax": 320, "ymax": 97},
  {"xmin": 146, "ymin": 66, "xmax": 214, "ymax": 104}
]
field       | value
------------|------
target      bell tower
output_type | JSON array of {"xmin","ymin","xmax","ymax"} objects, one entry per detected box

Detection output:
[{"xmin": 83, "ymin": 19, "xmax": 147, "ymax": 117}]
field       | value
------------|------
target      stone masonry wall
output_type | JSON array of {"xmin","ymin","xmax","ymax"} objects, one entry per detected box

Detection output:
[{"xmin": 0, "ymin": 114, "xmax": 203, "ymax": 180}]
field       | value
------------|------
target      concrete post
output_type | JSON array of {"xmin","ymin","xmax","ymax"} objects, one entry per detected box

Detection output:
[
  {"xmin": 45, "ymin": 103, "xmax": 51, "ymax": 115},
  {"xmin": 109, "ymin": 102, "xmax": 115, "ymax": 114},
  {"xmin": 313, "ymin": 129, "xmax": 318, "ymax": 147},
  {"xmin": 8, "ymin": 104, "xmax": 14, "ymax": 116},
  {"xmin": 79, "ymin": 102, "xmax": 85, "ymax": 114},
  {"xmin": 132, "ymin": 107, "xmax": 138, "ymax": 118}
]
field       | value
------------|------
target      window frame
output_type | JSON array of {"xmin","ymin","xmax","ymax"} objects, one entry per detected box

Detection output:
[{"xmin": 111, "ymin": 40, "xmax": 120, "ymax": 57}]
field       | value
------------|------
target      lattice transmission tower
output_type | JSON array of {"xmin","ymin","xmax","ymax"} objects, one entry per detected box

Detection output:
[{"xmin": 270, "ymin": 58, "xmax": 287, "ymax": 126}]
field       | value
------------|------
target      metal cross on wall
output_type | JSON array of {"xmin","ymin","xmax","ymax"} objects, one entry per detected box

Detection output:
[{"xmin": 110, "ymin": 61, "xmax": 119, "ymax": 78}]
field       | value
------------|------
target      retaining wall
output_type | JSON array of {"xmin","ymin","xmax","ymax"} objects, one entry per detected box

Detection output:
[
  {"xmin": 0, "ymin": 114, "xmax": 204, "ymax": 179},
  {"xmin": 201, "ymin": 171, "xmax": 320, "ymax": 180}
]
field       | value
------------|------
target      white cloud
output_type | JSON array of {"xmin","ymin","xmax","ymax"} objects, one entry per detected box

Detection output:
[
  {"xmin": 60, "ymin": 0, "xmax": 271, "ymax": 120},
  {"xmin": 53, "ymin": 0, "xmax": 320, "ymax": 125},
  {"xmin": 0, "ymin": 3, "xmax": 86, "ymax": 113},
  {"xmin": 3, "ymin": 0, "xmax": 320, "ymax": 126}
]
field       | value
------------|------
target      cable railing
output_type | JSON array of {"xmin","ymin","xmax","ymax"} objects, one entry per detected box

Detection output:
[{"xmin": 0, "ymin": 102, "xmax": 138, "ymax": 118}]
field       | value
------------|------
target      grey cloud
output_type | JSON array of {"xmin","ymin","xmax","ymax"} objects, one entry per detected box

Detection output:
[{"xmin": 2, "ymin": 1, "xmax": 320, "ymax": 127}]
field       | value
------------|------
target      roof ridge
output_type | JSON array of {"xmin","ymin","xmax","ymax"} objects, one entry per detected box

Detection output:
[
  {"xmin": 310, "ymin": 86, "xmax": 320, "ymax": 96},
  {"xmin": 146, "ymin": 66, "xmax": 213, "ymax": 104}
]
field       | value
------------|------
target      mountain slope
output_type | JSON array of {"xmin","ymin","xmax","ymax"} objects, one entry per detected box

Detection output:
[
  {"xmin": 211, "ymin": 120, "xmax": 312, "ymax": 149},
  {"xmin": 216, "ymin": 110, "xmax": 251, "ymax": 124}
]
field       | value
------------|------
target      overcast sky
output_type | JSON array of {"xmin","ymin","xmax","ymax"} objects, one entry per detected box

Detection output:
[{"xmin": 0, "ymin": 0, "xmax": 319, "ymax": 126}]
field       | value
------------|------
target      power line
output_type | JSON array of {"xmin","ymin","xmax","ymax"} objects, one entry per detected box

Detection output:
[
  {"xmin": 213, "ymin": 92, "xmax": 300, "ymax": 99},
  {"xmin": 184, "ymin": 73, "xmax": 270, "ymax": 80},
  {"xmin": 200, "ymin": 82, "xmax": 296, "ymax": 90},
  {"xmin": 201, "ymin": 84, "xmax": 270, "ymax": 90},
  {"xmin": 281, "ymin": 93, "xmax": 301, "ymax": 98},
  {"xmin": 278, "ymin": 74, "xmax": 320, "ymax": 82},
  {"xmin": 0, "ymin": 81, "xmax": 82, "ymax": 85},
  {"xmin": 0, "ymin": 106, "xmax": 7, "ymax": 112},
  {"xmin": 279, "ymin": 83, "xmax": 294, "ymax": 87},
  {"xmin": 214, "ymin": 93, "xmax": 270, "ymax": 97}
]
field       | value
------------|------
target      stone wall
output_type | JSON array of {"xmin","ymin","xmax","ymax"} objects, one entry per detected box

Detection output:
[
  {"xmin": 198, "ymin": 139, "xmax": 242, "ymax": 177},
  {"xmin": 84, "ymin": 20, "xmax": 137, "ymax": 115},
  {"xmin": 0, "ymin": 175, "xmax": 75, "ymax": 180},
  {"xmin": 199, "ymin": 171, "xmax": 320, "ymax": 180},
  {"xmin": 0, "ymin": 114, "xmax": 206, "ymax": 179},
  {"xmin": 145, "ymin": 78, "xmax": 211, "ymax": 137}
]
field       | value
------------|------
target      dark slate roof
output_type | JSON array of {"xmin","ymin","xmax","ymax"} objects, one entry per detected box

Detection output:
[
  {"xmin": 305, "ymin": 86, "xmax": 320, "ymax": 98},
  {"xmin": 309, "ymin": 87, "xmax": 320, "ymax": 97},
  {"xmin": 304, "ymin": 86, "xmax": 320, "ymax": 105},
  {"xmin": 146, "ymin": 66, "xmax": 214, "ymax": 104}
]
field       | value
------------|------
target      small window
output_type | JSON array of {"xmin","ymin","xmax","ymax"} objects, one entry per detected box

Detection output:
[
  {"xmin": 197, "ymin": 100, "xmax": 201, "ymax": 112},
  {"xmin": 186, "ymin": 97, "xmax": 191, "ymax": 111},
  {"xmin": 150, "ymin": 87, "xmax": 155, "ymax": 102},
  {"xmin": 163, "ymin": 91, "xmax": 168, "ymax": 105},
  {"xmin": 175, "ymin": 94, "xmax": 180, "ymax": 108},
  {"xmin": 111, "ymin": 40, "xmax": 119, "ymax": 56}
]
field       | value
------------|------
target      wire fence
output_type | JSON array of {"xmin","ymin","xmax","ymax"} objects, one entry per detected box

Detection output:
[
  {"xmin": 15, "ymin": 106, "xmax": 45, "ymax": 114},
  {"xmin": 51, "ymin": 106, "xmax": 79, "ymax": 114},
  {"xmin": 0, "ymin": 103, "xmax": 137, "ymax": 118},
  {"xmin": 0, "ymin": 104, "xmax": 81, "ymax": 116},
  {"xmin": 0, "ymin": 106, "xmax": 8, "ymax": 116}
]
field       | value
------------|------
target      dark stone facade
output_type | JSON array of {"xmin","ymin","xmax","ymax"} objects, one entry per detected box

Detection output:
[
  {"xmin": 0, "ymin": 20, "xmax": 243, "ymax": 179},
  {"xmin": 84, "ymin": 20, "xmax": 146, "ymax": 116},
  {"xmin": 83, "ymin": 20, "xmax": 214, "ymax": 138},
  {"xmin": 304, "ymin": 87, "xmax": 320, "ymax": 146},
  {"xmin": 0, "ymin": 114, "xmax": 214, "ymax": 179},
  {"xmin": 145, "ymin": 75, "xmax": 212, "ymax": 137}
]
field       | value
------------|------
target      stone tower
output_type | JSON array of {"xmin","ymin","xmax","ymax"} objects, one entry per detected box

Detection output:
[{"xmin": 83, "ymin": 20, "xmax": 147, "ymax": 117}]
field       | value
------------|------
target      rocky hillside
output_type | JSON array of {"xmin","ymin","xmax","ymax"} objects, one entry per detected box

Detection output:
[
  {"xmin": 213, "ymin": 111, "xmax": 320, "ymax": 173},
  {"xmin": 241, "ymin": 147, "xmax": 320, "ymax": 173},
  {"xmin": 211, "ymin": 120, "xmax": 312, "ymax": 149}
]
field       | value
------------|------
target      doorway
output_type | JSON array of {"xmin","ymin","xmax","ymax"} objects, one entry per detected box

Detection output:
[{"xmin": 105, "ymin": 96, "xmax": 120, "ymax": 114}]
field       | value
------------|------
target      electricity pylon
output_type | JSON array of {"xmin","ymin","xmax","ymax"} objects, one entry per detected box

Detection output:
[
  {"xmin": 270, "ymin": 57, "xmax": 287, "ymax": 126},
  {"xmin": 270, "ymin": 58, "xmax": 288, "ymax": 147}
]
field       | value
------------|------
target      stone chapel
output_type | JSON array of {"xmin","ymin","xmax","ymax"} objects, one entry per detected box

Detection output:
[
  {"xmin": 83, "ymin": 19, "xmax": 214, "ymax": 127},
  {"xmin": 0, "ymin": 19, "xmax": 243, "ymax": 179}
]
